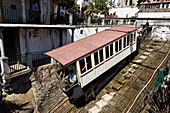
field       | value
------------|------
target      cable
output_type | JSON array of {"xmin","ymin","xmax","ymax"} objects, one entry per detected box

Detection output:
[{"xmin": 126, "ymin": 49, "xmax": 170, "ymax": 113}]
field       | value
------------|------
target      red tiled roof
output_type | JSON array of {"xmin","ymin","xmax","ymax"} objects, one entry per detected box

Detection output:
[{"xmin": 45, "ymin": 26, "xmax": 137, "ymax": 66}]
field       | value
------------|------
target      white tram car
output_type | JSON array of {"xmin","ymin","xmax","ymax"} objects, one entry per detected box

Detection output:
[{"xmin": 45, "ymin": 25, "xmax": 139, "ymax": 102}]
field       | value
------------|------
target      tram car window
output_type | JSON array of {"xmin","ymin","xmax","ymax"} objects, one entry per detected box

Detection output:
[
  {"xmin": 79, "ymin": 59, "xmax": 86, "ymax": 74},
  {"xmin": 110, "ymin": 43, "xmax": 114, "ymax": 56},
  {"xmin": 130, "ymin": 33, "xmax": 133, "ymax": 43},
  {"xmin": 86, "ymin": 55, "xmax": 92, "ymax": 70},
  {"xmin": 127, "ymin": 35, "xmax": 130, "ymax": 46},
  {"xmin": 94, "ymin": 51, "xmax": 99, "ymax": 65},
  {"xmin": 105, "ymin": 46, "xmax": 110, "ymax": 59},
  {"xmin": 134, "ymin": 32, "xmax": 136, "ymax": 42},
  {"xmin": 119, "ymin": 39, "xmax": 122, "ymax": 51},
  {"xmin": 99, "ymin": 49, "xmax": 104, "ymax": 62},
  {"xmin": 115, "ymin": 41, "xmax": 118, "ymax": 53},
  {"xmin": 123, "ymin": 36, "xmax": 126, "ymax": 48}
]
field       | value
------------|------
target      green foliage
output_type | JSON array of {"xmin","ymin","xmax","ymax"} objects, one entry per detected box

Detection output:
[
  {"xmin": 56, "ymin": 0, "xmax": 75, "ymax": 8},
  {"xmin": 86, "ymin": 0, "xmax": 111, "ymax": 13}
]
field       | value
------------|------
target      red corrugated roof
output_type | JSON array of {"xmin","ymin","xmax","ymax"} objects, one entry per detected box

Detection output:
[
  {"xmin": 107, "ymin": 25, "xmax": 137, "ymax": 32},
  {"xmin": 45, "ymin": 26, "xmax": 137, "ymax": 66}
]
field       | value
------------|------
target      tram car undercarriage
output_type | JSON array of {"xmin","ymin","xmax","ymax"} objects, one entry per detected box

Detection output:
[{"xmin": 45, "ymin": 25, "xmax": 140, "ymax": 103}]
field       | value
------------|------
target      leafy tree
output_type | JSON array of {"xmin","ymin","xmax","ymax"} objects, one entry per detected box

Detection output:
[
  {"xmin": 86, "ymin": 0, "xmax": 112, "ymax": 13},
  {"xmin": 56, "ymin": 0, "xmax": 75, "ymax": 8}
]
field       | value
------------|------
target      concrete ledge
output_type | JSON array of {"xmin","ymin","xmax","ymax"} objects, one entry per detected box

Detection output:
[{"xmin": 6, "ymin": 68, "xmax": 32, "ymax": 79}]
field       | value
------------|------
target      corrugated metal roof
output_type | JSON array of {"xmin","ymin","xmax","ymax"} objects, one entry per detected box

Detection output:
[
  {"xmin": 45, "ymin": 26, "xmax": 137, "ymax": 66},
  {"xmin": 107, "ymin": 25, "xmax": 137, "ymax": 32}
]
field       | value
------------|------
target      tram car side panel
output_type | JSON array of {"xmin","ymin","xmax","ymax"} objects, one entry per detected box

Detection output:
[{"xmin": 77, "ymin": 30, "xmax": 137, "ymax": 88}]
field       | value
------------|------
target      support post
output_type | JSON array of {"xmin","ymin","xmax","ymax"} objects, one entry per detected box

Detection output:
[
  {"xmin": 0, "ymin": 30, "xmax": 10, "ymax": 96},
  {"xmin": 101, "ymin": 19, "xmax": 105, "ymax": 25},
  {"xmin": 59, "ymin": 29, "xmax": 62, "ymax": 47},
  {"xmin": 69, "ymin": 13, "xmax": 73, "ymax": 25},
  {"xmin": 87, "ymin": 15, "xmax": 91, "ymax": 26},
  {"xmin": 21, "ymin": 0, "xmax": 26, "ymax": 23},
  {"xmin": 25, "ymin": 29, "xmax": 33, "ymax": 68},
  {"xmin": 71, "ymin": 29, "xmax": 75, "ymax": 42},
  {"xmin": 0, "ymin": 0, "xmax": 2, "ymax": 22}
]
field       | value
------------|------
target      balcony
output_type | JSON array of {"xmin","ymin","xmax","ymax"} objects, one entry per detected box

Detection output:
[
  {"xmin": 2, "ymin": 6, "xmax": 41, "ymax": 24},
  {"xmin": 9, "ymin": 54, "xmax": 27, "ymax": 74},
  {"xmin": 2, "ymin": 6, "xmax": 22, "ymax": 23},
  {"xmin": 140, "ymin": 1, "xmax": 170, "ymax": 12},
  {"xmin": 6, "ymin": 51, "xmax": 50, "ymax": 78}
]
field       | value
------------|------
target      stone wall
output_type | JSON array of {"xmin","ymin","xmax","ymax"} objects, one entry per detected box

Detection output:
[{"xmin": 30, "ymin": 63, "xmax": 66, "ymax": 113}]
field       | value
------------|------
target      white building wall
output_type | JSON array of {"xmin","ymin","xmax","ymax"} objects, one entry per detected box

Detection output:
[
  {"xmin": 72, "ymin": 27, "xmax": 110, "ymax": 41},
  {"xmin": 29, "ymin": 29, "xmax": 52, "ymax": 53},
  {"xmin": 19, "ymin": 29, "xmax": 62, "ymax": 54},
  {"xmin": 62, "ymin": 30, "xmax": 68, "ymax": 45},
  {"xmin": 109, "ymin": 7, "xmax": 139, "ymax": 17},
  {"xmin": 66, "ymin": 29, "xmax": 72, "ymax": 44},
  {"xmin": 51, "ymin": 30, "xmax": 60, "ymax": 48},
  {"xmin": 138, "ymin": 12, "xmax": 170, "ymax": 18},
  {"xmin": 19, "ymin": 27, "xmax": 109, "ymax": 55},
  {"xmin": 19, "ymin": 29, "xmax": 26, "ymax": 55}
]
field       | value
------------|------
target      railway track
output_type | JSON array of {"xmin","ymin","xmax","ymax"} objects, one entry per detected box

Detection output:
[
  {"xmin": 48, "ymin": 35, "xmax": 170, "ymax": 113},
  {"xmin": 48, "ymin": 97, "xmax": 75, "ymax": 113},
  {"xmin": 98, "ymin": 37, "xmax": 170, "ymax": 113}
]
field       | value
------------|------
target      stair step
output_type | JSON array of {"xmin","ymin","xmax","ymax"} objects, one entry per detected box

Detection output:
[
  {"xmin": 95, "ymin": 100, "xmax": 107, "ymax": 110},
  {"xmin": 89, "ymin": 106, "xmax": 100, "ymax": 113},
  {"xmin": 101, "ymin": 94, "xmax": 112, "ymax": 103}
]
